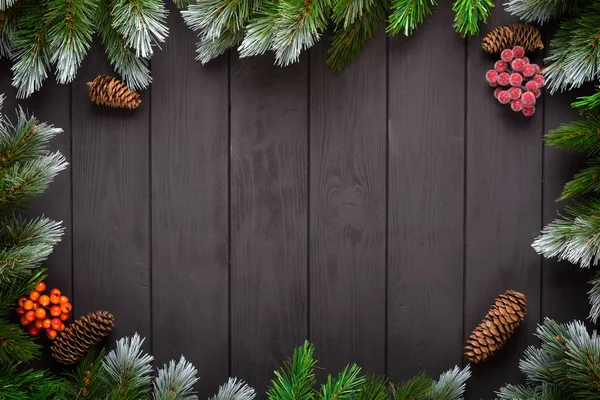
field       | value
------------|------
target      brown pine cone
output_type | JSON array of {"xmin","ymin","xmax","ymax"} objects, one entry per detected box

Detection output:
[
  {"xmin": 51, "ymin": 310, "xmax": 114, "ymax": 365},
  {"xmin": 464, "ymin": 290, "xmax": 527, "ymax": 363},
  {"xmin": 87, "ymin": 75, "xmax": 141, "ymax": 110},
  {"xmin": 482, "ymin": 24, "xmax": 544, "ymax": 54}
]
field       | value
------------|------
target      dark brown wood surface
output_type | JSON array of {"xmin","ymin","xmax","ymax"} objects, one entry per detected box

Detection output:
[{"xmin": 0, "ymin": 2, "xmax": 591, "ymax": 397}]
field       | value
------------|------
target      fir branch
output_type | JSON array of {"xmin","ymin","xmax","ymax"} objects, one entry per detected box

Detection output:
[
  {"xmin": 194, "ymin": 29, "xmax": 243, "ymax": 64},
  {"xmin": 588, "ymin": 272, "xmax": 600, "ymax": 324},
  {"xmin": 271, "ymin": 0, "xmax": 329, "ymax": 66},
  {"xmin": 102, "ymin": 333, "xmax": 154, "ymax": 400},
  {"xmin": 573, "ymin": 87, "xmax": 600, "ymax": 114},
  {"xmin": 544, "ymin": 1, "xmax": 600, "ymax": 93},
  {"xmin": 111, "ymin": 0, "xmax": 169, "ymax": 59},
  {"xmin": 544, "ymin": 112, "xmax": 600, "ymax": 154},
  {"xmin": 0, "ymin": 152, "xmax": 68, "ymax": 215},
  {"xmin": 452, "ymin": 0, "xmax": 493, "ymax": 37},
  {"xmin": 46, "ymin": 0, "xmax": 98, "ymax": 84},
  {"xmin": 387, "ymin": 0, "xmax": 436, "ymax": 36},
  {"xmin": 210, "ymin": 377, "xmax": 256, "ymax": 400},
  {"xmin": 0, "ymin": 0, "xmax": 17, "ymax": 11},
  {"xmin": 63, "ymin": 347, "xmax": 108, "ymax": 400},
  {"xmin": 390, "ymin": 373, "xmax": 434, "ymax": 399},
  {"xmin": 428, "ymin": 365, "xmax": 470, "ymax": 400},
  {"xmin": 0, "ymin": 216, "xmax": 63, "ymax": 255},
  {"xmin": 0, "ymin": 7, "xmax": 16, "ymax": 59},
  {"xmin": 355, "ymin": 374, "xmax": 389, "ymax": 400},
  {"xmin": 0, "ymin": 243, "xmax": 55, "ymax": 284},
  {"xmin": 533, "ymin": 199, "xmax": 600, "ymax": 269},
  {"xmin": 0, "ymin": 363, "xmax": 67, "ymax": 399},
  {"xmin": 181, "ymin": 0, "xmax": 254, "ymax": 41},
  {"xmin": 331, "ymin": 0, "xmax": 373, "ymax": 28},
  {"xmin": 319, "ymin": 363, "xmax": 364, "ymax": 400},
  {"xmin": 96, "ymin": 0, "xmax": 152, "ymax": 90},
  {"xmin": 504, "ymin": 0, "xmax": 580, "ymax": 24},
  {"xmin": 11, "ymin": 0, "xmax": 52, "ymax": 99},
  {"xmin": 0, "ymin": 267, "xmax": 46, "ymax": 312},
  {"xmin": 172, "ymin": 0, "xmax": 192, "ymax": 8},
  {"xmin": 267, "ymin": 341, "xmax": 317, "ymax": 400},
  {"xmin": 558, "ymin": 158, "xmax": 600, "ymax": 200},
  {"xmin": 238, "ymin": 2, "xmax": 278, "ymax": 58},
  {"xmin": 153, "ymin": 355, "xmax": 199, "ymax": 400},
  {"xmin": 327, "ymin": 0, "xmax": 387, "ymax": 71},
  {"xmin": 0, "ymin": 319, "xmax": 41, "ymax": 362}
]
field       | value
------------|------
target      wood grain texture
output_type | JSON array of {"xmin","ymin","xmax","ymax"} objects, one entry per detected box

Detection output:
[
  {"xmin": 387, "ymin": 1, "xmax": 465, "ymax": 380},
  {"xmin": 71, "ymin": 42, "xmax": 151, "ymax": 348},
  {"xmin": 150, "ymin": 3, "xmax": 230, "ymax": 397},
  {"xmin": 230, "ymin": 53, "xmax": 308, "ymax": 394},
  {"xmin": 465, "ymin": 4, "xmax": 542, "ymax": 397},
  {"xmin": 309, "ymin": 31, "xmax": 387, "ymax": 376}
]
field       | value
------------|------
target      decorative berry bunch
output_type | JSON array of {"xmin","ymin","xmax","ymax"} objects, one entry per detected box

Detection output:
[
  {"xmin": 485, "ymin": 46, "xmax": 545, "ymax": 117},
  {"xmin": 16, "ymin": 281, "xmax": 72, "ymax": 340}
]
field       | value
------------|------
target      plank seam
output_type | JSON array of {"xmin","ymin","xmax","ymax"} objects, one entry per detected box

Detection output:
[
  {"xmin": 148, "ymin": 60, "xmax": 154, "ymax": 356},
  {"xmin": 307, "ymin": 49, "xmax": 311, "ymax": 344},
  {"xmin": 384, "ymin": 32, "xmax": 390, "ymax": 377},
  {"xmin": 227, "ymin": 49, "xmax": 233, "ymax": 378},
  {"xmin": 461, "ymin": 35, "xmax": 468, "ymax": 370}
]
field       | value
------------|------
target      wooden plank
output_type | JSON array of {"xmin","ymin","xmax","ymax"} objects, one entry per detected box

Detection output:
[
  {"xmin": 309, "ymin": 31, "xmax": 387, "ymax": 376},
  {"xmin": 465, "ymin": 5, "xmax": 542, "ymax": 397},
  {"xmin": 230, "ymin": 53, "xmax": 308, "ymax": 394},
  {"xmin": 150, "ymin": 2, "xmax": 230, "ymax": 397},
  {"xmin": 71, "ymin": 43, "xmax": 151, "ymax": 347},
  {"xmin": 387, "ymin": 1, "xmax": 465, "ymax": 380}
]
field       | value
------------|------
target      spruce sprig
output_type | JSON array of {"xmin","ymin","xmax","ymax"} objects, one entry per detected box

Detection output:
[
  {"xmin": 0, "ymin": 322, "xmax": 41, "ymax": 363},
  {"xmin": 267, "ymin": 341, "xmax": 317, "ymax": 400},
  {"xmin": 452, "ymin": 0, "xmax": 493, "ymax": 37},
  {"xmin": 210, "ymin": 377, "xmax": 256, "ymax": 400},
  {"xmin": 390, "ymin": 373, "xmax": 434, "ymax": 399},
  {"xmin": 0, "ymin": 363, "xmax": 67, "ymax": 399},
  {"xmin": 63, "ymin": 348, "xmax": 109, "ymax": 400},
  {"xmin": 387, "ymin": 0, "xmax": 436, "ymax": 36},
  {"xmin": 319, "ymin": 363, "xmax": 364, "ymax": 400},
  {"xmin": 573, "ymin": 87, "xmax": 600, "ymax": 113},
  {"xmin": 152, "ymin": 356, "xmax": 199, "ymax": 400},
  {"xmin": 558, "ymin": 158, "xmax": 600, "ymax": 201},
  {"xmin": 544, "ymin": 112, "xmax": 600, "ymax": 154},
  {"xmin": 505, "ymin": 0, "xmax": 581, "ymax": 24}
]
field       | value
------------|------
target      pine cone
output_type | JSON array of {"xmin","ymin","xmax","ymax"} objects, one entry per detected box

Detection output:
[
  {"xmin": 51, "ymin": 310, "xmax": 114, "ymax": 365},
  {"xmin": 482, "ymin": 24, "xmax": 544, "ymax": 54},
  {"xmin": 87, "ymin": 75, "xmax": 141, "ymax": 110},
  {"xmin": 464, "ymin": 290, "xmax": 527, "ymax": 363}
]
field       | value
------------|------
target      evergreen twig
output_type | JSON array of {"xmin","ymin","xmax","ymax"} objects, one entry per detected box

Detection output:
[
  {"xmin": 505, "ymin": 0, "xmax": 581, "ymax": 24},
  {"xmin": 210, "ymin": 377, "xmax": 256, "ymax": 400},
  {"xmin": 452, "ymin": 0, "xmax": 493, "ymax": 37},
  {"xmin": 153, "ymin": 355, "xmax": 199, "ymax": 400}
]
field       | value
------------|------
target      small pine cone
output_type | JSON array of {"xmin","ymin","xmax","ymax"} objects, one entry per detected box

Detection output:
[
  {"xmin": 482, "ymin": 24, "xmax": 544, "ymax": 54},
  {"xmin": 87, "ymin": 75, "xmax": 141, "ymax": 110},
  {"xmin": 464, "ymin": 290, "xmax": 527, "ymax": 363},
  {"xmin": 51, "ymin": 310, "xmax": 114, "ymax": 365}
]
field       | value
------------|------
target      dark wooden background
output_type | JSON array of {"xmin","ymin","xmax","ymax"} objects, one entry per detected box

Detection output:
[{"xmin": 0, "ymin": 1, "xmax": 593, "ymax": 398}]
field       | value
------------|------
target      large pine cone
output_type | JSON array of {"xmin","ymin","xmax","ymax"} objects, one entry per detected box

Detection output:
[
  {"xmin": 51, "ymin": 310, "xmax": 114, "ymax": 365},
  {"xmin": 482, "ymin": 24, "xmax": 544, "ymax": 54},
  {"xmin": 87, "ymin": 75, "xmax": 141, "ymax": 110},
  {"xmin": 464, "ymin": 290, "xmax": 527, "ymax": 363}
]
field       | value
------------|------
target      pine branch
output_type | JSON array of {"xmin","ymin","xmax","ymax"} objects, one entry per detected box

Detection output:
[
  {"xmin": 573, "ymin": 87, "xmax": 600, "ymax": 114},
  {"xmin": 0, "ymin": 363, "xmax": 67, "ymax": 399},
  {"xmin": 428, "ymin": 365, "xmax": 470, "ymax": 400},
  {"xmin": 504, "ymin": 0, "xmax": 581, "ymax": 24},
  {"xmin": 0, "ymin": 7, "xmax": 16, "ymax": 59},
  {"xmin": 355, "ymin": 374, "xmax": 389, "ymax": 400},
  {"xmin": 238, "ymin": 2, "xmax": 278, "ymax": 58},
  {"xmin": 390, "ymin": 373, "xmax": 434, "ymax": 399},
  {"xmin": 111, "ymin": 0, "xmax": 169, "ymax": 59},
  {"xmin": 327, "ymin": 0, "xmax": 387, "ymax": 71},
  {"xmin": 102, "ymin": 333, "xmax": 154, "ymax": 400},
  {"xmin": 544, "ymin": 1, "xmax": 600, "ymax": 93},
  {"xmin": 210, "ymin": 377, "xmax": 256, "ymax": 400},
  {"xmin": 63, "ymin": 347, "xmax": 108, "ymax": 400},
  {"xmin": 0, "ymin": 242, "xmax": 56, "ymax": 284},
  {"xmin": 153, "ymin": 355, "xmax": 199, "ymax": 400},
  {"xmin": 544, "ymin": 112, "xmax": 600, "ymax": 154},
  {"xmin": 319, "ymin": 363, "xmax": 364, "ymax": 400},
  {"xmin": 452, "ymin": 0, "xmax": 493, "ymax": 37},
  {"xmin": 11, "ymin": 0, "xmax": 52, "ymax": 99},
  {"xmin": 181, "ymin": 0, "xmax": 254, "ymax": 41},
  {"xmin": 588, "ymin": 272, "xmax": 600, "ymax": 323},
  {"xmin": 194, "ymin": 29, "xmax": 243, "ymax": 64},
  {"xmin": 533, "ymin": 199, "xmax": 600, "ymax": 268},
  {"xmin": 271, "ymin": 0, "xmax": 329, "ymax": 66},
  {"xmin": 331, "ymin": 0, "xmax": 373, "ymax": 28},
  {"xmin": 497, "ymin": 383, "xmax": 568, "ymax": 400},
  {"xmin": 558, "ymin": 158, "xmax": 600, "ymax": 201},
  {"xmin": 172, "ymin": 0, "xmax": 192, "ymax": 8},
  {"xmin": 387, "ymin": 0, "xmax": 436, "ymax": 36},
  {"xmin": 267, "ymin": 341, "xmax": 317, "ymax": 400},
  {"xmin": 0, "ymin": 267, "xmax": 45, "ymax": 312},
  {"xmin": 0, "ymin": 319, "xmax": 41, "ymax": 362},
  {"xmin": 96, "ymin": 0, "xmax": 152, "ymax": 90},
  {"xmin": 0, "ymin": 0, "xmax": 18, "ymax": 11},
  {"xmin": 46, "ymin": 0, "xmax": 98, "ymax": 84}
]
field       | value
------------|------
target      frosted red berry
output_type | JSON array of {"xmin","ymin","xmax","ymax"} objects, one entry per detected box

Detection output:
[
  {"xmin": 486, "ymin": 70, "xmax": 498, "ymax": 84},
  {"xmin": 511, "ymin": 58, "xmax": 525, "ymax": 72},
  {"xmin": 497, "ymin": 91, "xmax": 511, "ymax": 104},
  {"xmin": 532, "ymin": 64, "xmax": 540, "ymax": 74},
  {"xmin": 533, "ymin": 89, "xmax": 541, "ymax": 98},
  {"xmin": 494, "ymin": 61, "xmax": 508, "ymax": 73},
  {"xmin": 497, "ymin": 72, "xmax": 510, "ymax": 86},
  {"xmin": 522, "ymin": 57, "xmax": 530, "ymax": 64},
  {"xmin": 501, "ymin": 49, "xmax": 514, "ymax": 62},
  {"xmin": 509, "ymin": 73, "xmax": 523, "ymax": 87},
  {"xmin": 522, "ymin": 64, "xmax": 535, "ymax": 77},
  {"xmin": 511, "ymin": 99, "xmax": 523, "ymax": 112},
  {"xmin": 533, "ymin": 74, "xmax": 545, "ymax": 86},
  {"xmin": 508, "ymin": 87, "xmax": 522, "ymax": 100},
  {"xmin": 522, "ymin": 91, "xmax": 536, "ymax": 107},
  {"xmin": 494, "ymin": 88, "xmax": 503, "ymax": 99},
  {"xmin": 522, "ymin": 107, "xmax": 535, "ymax": 117},
  {"xmin": 525, "ymin": 80, "xmax": 538, "ymax": 92},
  {"xmin": 512, "ymin": 46, "xmax": 525, "ymax": 58}
]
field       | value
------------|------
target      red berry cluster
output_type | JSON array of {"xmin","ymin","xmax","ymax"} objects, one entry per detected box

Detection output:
[
  {"xmin": 16, "ymin": 281, "xmax": 72, "ymax": 340},
  {"xmin": 485, "ymin": 46, "xmax": 544, "ymax": 117}
]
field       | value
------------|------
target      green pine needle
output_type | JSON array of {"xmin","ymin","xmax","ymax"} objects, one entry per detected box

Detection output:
[
  {"xmin": 172, "ymin": 0, "xmax": 193, "ymax": 8},
  {"xmin": 355, "ymin": 374, "xmax": 389, "ymax": 400},
  {"xmin": 505, "ymin": 0, "xmax": 580, "ymax": 24},
  {"xmin": 0, "ymin": 0, "xmax": 17, "ymax": 12},
  {"xmin": 387, "ymin": 0, "xmax": 436, "ymax": 36},
  {"xmin": 573, "ymin": 87, "xmax": 600, "ymax": 114},
  {"xmin": 210, "ymin": 377, "xmax": 256, "ymax": 400},
  {"xmin": 0, "ymin": 363, "xmax": 67, "ymax": 399},
  {"xmin": 62, "ymin": 347, "xmax": 108, "ymax": 399},
  {"xmin": 544, "ymin": 112, "xmax": 600, "ymax": 154},
  {"xmin": 588, "ymin": 272, "xmax": 600, "ymax": 324},
  {"xmin": 238, "ymin": 1, "xmax": 278, "ymax": 58},
  {"xmin": 0, "ymin": 320, "xmax": 41, "ymax": 363},
  {"xmin": 429, "ymin": 365, "xmax": 471, "ymax": 400},
  {"xmin": 152, "ymin": 355, "xmax": 199, "ymax": 400},
  {"xmin": 319, "ymin": 363, "xmax": 364, "ymax": 400},
  {"xmin": 390, "ymin": 372, "xmax": 435, "ymax": 399},
  {"xmin": 0, "ymin": 8, "xmax": 16, "ymax": 59},
  {"xmin": 558, "ymin": 158, "xmax": 600, "ymax": 201},
  {"xmin": 452, "ymin": 0, "xmax": 493, "ymax": 37},
  {"xmin": 267, "ymin": 341, "xmax": 317, "ymax": 400}
]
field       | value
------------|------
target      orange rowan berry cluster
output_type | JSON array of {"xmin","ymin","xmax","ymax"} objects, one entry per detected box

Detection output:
[{"xmin": 16, "ymin": 281, "xmax": 72, "ymax": 340}]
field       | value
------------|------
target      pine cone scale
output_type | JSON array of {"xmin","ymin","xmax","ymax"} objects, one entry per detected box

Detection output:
[
  {"xmin": 88, "ymin": 75, "xmax": 142, "ymax": 110},
  {"xmin": 482, "ymin": 24, "xmax": 544, "ymax": 54}
]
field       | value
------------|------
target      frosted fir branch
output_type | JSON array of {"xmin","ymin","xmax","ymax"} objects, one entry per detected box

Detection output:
[
  {"xmin": 428, "ymin": 365, "xmax": 470, "ymax": 400},
  {"xmin": 588, "ymin": 272, "xmax": 600, "ymax": 323},
  {"xmin": 111, "ymin": 0, "xmax": 169, "ymax": 59},
  {"xmin": 0, "ymin": 9, "xmax": 16, "ymax": 59},
  {"xmin": 153, "ymin": 356, "xmax": 199, "ymax": 400},
  {"xmin": 0, "ymin": 243, "xmax": 56, "ymax": 284},
  {"xmin": 504, "ymin": 0, "xmax": 579, "ymax": 24},
  {"xmin": 47, "ymin": 0, "xmax": 98, "ymax": 84},
  {"xmin": 172, "ymin": 0, "xmax": 193, "ymax": 8},
  {"xmin": 387, "ymin": 0, "xmax": 436, "ymax": 36},
  {"xmin": 194, "ymin": 29, "xmax": 243, "ymax": 64},
  {"xmin": 518, "ymin": 346, "xmax": 557, "ymax": 384},
  {"xmin": 210, "ymin": 378, "xmax": 256, "ymax": 400},
  {"xmin": 103, "ymin": 334, "xmax": 154, "ymax": 400},
  {"xmin": 181, "ymin": 0, "xmax": 254, "ymax": 41},
  {"xmin": 0, "ymin": 0, "xmax": 18, "ymax": 11},
  {"xmin": 238, "ymin": 2, "xmax": 278, "ymax": 58},
  {"xmin": 0, "ymin": 216, "xmax": 64, "ymax": 250},
  {"xmin": 96, "ymin": 0, "xmax": 152, "ymax": 90},
  {"xmin": 558, "ymin": 158, "xmax": 600, "ymax": 201}
]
